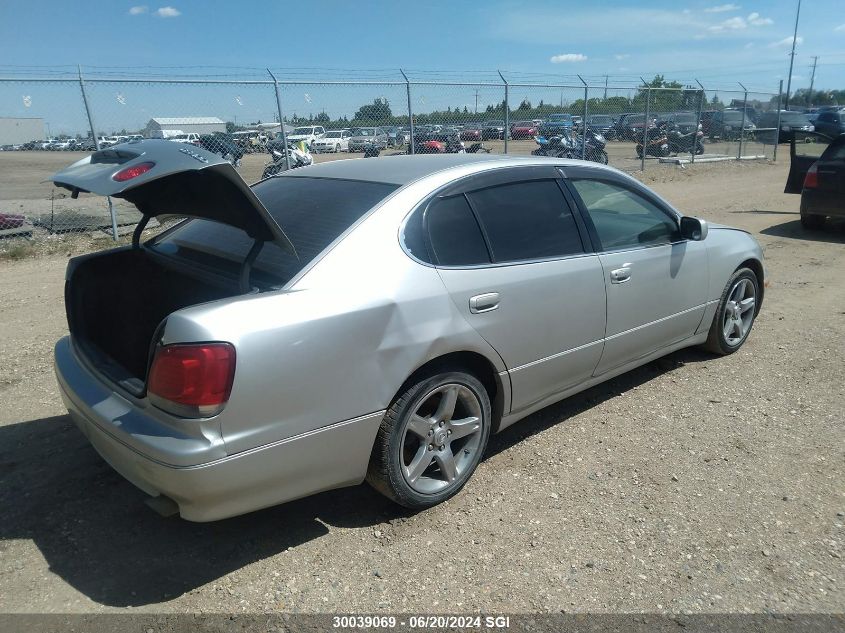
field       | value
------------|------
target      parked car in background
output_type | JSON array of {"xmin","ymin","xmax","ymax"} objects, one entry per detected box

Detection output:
[
  {"xmin": 662, "ymin": 111, "xmax": 700, "ymax": 135},
  {"xmin": 70, "ymin": 138, "xmax": 97, "ymax": 151},
  {"xmin": 48, "ymin": 139, "xmax": 74, "ymax": 150},
  {"xmin": 626, "ymin": 114, "xmax": 656, "ymax": 141},
  {"xmin": 169, "ymin": 133, "xmax": 200, "ymax": 145},
  {"xmin": 698, "ymin": 111, "xmax": 719, "ymax": 137},
  {"xmin": 348, "ymin": 127, "xmax": 389, "ymax": 152},
  {"xmin": 197, "ymin": 132, "xmax": 243, "ymax": 163},
  {"xmin": 607, "ymin": 113, "xmax": 639, "ymax": 140},
  {"xmin": 98, "ymin": 136, "xmax": 120, "ymax": 148},
  {"xmin": 510, "ymin": 120, "xmax": 543, "ymax": 139},
  {"xmin": 287, "ymin": 126, "xmax": 325, "ymax": 146},
  {"xmin": 708, "ymin": 110, "xmax": 757, "ymax": 141},
  {"xmin": 0, "ymin": 212, "xmax": 32, "ymax": 238},
  {"xmin": 542, "ymin": 113, "xmax": 574, "ymax": 136},
  {"xmin": 311, "ymin": 129, "xmax": 353, "ymax": 153},
  {"xmin": 585, "ymin": 115, "xmax": 615, "ymax": 136},
  {"xmin": 460, "ymin": 122, "xmax": 483, "ymax": 141},
  {"xmin": 812, "ymin": 109, "xmax": 845, "ymax": 138},
  {"xmin": 381, "ymin": 126, "xmax": 407, "ymax": 147},
  {"xmin": 41, "ymin": 139, "xmax": 59, "ymax": 149},
  {"xmin": 50, "ymin": 142, "xmax": 765, "ymax": 521},
  {"xmin": 756, "ymin": 110, "xmax": 815, "ymax": 143},
  {"xmin": 481, "ymin": 120, "xmax": 506, "ymax": 140},
  {"xmin": 784, "ymin": 131, "xmax": 843, "ymax": 229}
]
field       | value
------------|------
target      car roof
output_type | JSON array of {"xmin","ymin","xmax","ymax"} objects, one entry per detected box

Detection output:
[{"xmin": 281, "ymin": 154, "xmax": 616, "ymax": 186}]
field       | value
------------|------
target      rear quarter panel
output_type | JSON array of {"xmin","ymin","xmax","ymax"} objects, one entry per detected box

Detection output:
[{"xmin": 162, "ymin": 178, "xmax": 509, "ymax": 456}]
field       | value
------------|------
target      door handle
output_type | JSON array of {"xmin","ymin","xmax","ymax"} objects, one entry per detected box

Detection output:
[
  {"xmin": 610, "ymin": 264, "xmax": 632, "ymax": 284},
  {"xmin": 469, "ymin": 292, "xmax": 500, "ymax": 314}
]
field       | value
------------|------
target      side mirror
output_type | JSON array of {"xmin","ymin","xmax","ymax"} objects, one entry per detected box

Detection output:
[{"xmin": 680, "ymin": 216, "xmax": 708, "ymax": 241}]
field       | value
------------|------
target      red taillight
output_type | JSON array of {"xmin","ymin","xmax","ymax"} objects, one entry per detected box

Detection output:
[
  {"xmin": 112, "ymin": 161, "xmax": 155, "ymax": 182},
  {"xmin": 803, "ymin": 162, "xmax": 818, "ymax": 189},
  {"xmin": 148, "ymin": 343, "xmax": 236, "ymax": 417}
]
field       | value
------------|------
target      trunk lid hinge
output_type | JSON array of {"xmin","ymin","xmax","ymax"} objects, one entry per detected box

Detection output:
[{"xmin": 240, "ymin": 240, "xmax": 265, "ymax": 293}]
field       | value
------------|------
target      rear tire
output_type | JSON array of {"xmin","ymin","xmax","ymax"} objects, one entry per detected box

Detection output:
[
  {"xmin": 800, "ymin": 212, "xmax": 826, "ymax": 230},
  {"xmin": 367, "ymin": 371, "xmax": 491, "ymax": 509},
  {"xmin": 703, "ymin": 268, "xmax": 759, "ymax": 355}
]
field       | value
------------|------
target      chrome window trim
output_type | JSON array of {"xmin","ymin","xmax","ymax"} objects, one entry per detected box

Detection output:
[{"xmin": 399, "ymin": 167, "xmax": 591, "ymax": 270}]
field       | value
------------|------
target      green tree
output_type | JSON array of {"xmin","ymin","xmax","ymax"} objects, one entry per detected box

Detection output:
[{"xmin": 354, "ymin": 98, "xmax": 392, "ymax": 122}]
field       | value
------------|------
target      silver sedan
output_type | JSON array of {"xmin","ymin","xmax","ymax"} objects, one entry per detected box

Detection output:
[{"xmin": 52, "ymin": 140, "xmax": 765, "ymax": 521}]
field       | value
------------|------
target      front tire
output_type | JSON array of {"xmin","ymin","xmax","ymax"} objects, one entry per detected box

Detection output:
[
  {"xmin": 703, "ymin": 268, "xmax": 759, "ymax": 355},
  {"xmin": 367, "ymin": 371, "xmax": 491, "ymax": 509}
]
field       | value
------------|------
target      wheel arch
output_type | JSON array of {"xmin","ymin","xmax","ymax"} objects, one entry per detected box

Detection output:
[
  {"xmin": 392, "ymin": 351, "xmax": 507, "ymax": 434},
  {"xmin": 737, "ymin": 257, "xmax": 764, "ymax": 314}
]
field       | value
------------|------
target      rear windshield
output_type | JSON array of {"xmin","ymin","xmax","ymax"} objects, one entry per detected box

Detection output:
[
  {"xmin": 151, "ymin": 177, "xmax": 399, "ymax": 287},
  {"xmin": 779, "ymin": 112, "xmax": 811, "ymax": 124}
]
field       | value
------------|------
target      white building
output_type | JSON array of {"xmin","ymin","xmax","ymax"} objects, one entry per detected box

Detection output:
[
  {"xmin": 143, "ymin": 117, "xmax": 226, "ymax": 138},
  {"xmin": 0, "ymin": 117, "xmax": 45, "ymax": 144}
]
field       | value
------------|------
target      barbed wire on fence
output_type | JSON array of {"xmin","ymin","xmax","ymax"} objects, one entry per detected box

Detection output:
[{"xmin": 0, "ymin": 66, "xmax": 784, "ymax": 244}]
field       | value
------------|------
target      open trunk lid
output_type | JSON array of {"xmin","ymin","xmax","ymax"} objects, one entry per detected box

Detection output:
[{"xmin": 50, "ymin": 139, "xmax": 296, "ymax": 254}]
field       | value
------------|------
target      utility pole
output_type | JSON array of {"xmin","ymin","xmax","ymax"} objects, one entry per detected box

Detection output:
[
  {"xmin": 808, "ymin": 55, "xmax": 818, "ymax": 106},
  {"xmin": 603, "ymin": 75, "xmax": 608, "ymax": 100},
  {"xmin": 784, "ymin": 0, "xmax": 801, "ymax": 110},
  {"xmin": 474, "ymin": 89, "xmax": 479, "ymax": 114}
]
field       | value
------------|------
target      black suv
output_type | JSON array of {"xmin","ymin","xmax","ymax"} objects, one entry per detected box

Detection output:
[{"xmin": 813, "ymin": 109, "xmax": 845, "ymax": 138}]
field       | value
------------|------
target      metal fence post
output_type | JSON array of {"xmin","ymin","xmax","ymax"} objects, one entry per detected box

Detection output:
[
  {"xmin": 267, "ymin": 69, "xmax": 291, "ymax": 171},
  {"xmin": 641, "ymin": 84, "xmax": 651, "ymax": 172},
  {"xmin": 400, "ymin": 69, "xmax": 414, "ymax": 155},
  {"xmin": 498, "ymin": 70, "xmax": 509, "ymax": 154},
  {"xmin": 738, "ymin": 82, "xmax": 748, "ymax": 160},
  {"xmin": 578, "ymin": 75, "xmax": 588, "ymax": 160},
  {"xmin": 692, "ymin": 80, "xmax": 706, "ymax": 165},
  {"xmin": 78, "ymin": 65, "xmax": 118, "ymax": 240},
  {"xmin": 773, "ymin": 80, "xmax": 783, "ymax": 162}
]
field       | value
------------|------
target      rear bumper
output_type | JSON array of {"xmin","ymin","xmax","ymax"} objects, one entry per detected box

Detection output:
[
  {"xmin": 55, "ymin": 336, "xmax": 384, "ymax": 521},
  {"xmin": 801, "ymin": 190, "xmax": 845, "ymax": 218}
]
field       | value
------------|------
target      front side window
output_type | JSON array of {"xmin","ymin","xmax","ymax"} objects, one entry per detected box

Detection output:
[
  {"xmin": 570, "ymin": 179, "xmax": 679, "ymax": 250},
  {"xmin": 467, "ymin": 180, "xmax": 584, "ymax": 262}
]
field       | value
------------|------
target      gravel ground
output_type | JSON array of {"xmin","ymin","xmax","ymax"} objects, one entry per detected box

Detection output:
[{"xmin": 0, "ymin": 158, "xmax": 842, "ymax": 615}]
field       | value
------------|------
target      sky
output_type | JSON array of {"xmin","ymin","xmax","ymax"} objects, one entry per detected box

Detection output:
[{"xmin": 1, "ymin": 0, "xmax": 844, "ymax": 135}]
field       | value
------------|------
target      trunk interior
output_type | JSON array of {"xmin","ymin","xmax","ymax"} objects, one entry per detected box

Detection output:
[{"xmin": 66, "ymin": 247, "xmax": 240, "ymax": 394}]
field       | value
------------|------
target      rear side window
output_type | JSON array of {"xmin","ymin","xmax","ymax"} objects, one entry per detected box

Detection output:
[
  {"xmin": 467, "ymin": 180, "xmax": 584, "ymax": 262},
  {"xmin": 425, "ymin": 196, "xmax": 490, "ymax": 266}
]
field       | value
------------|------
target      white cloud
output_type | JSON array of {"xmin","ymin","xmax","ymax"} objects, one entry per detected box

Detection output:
[
  {"xmin": 550, "ymin": 53, "xmax": 587, "ymax": 63},
  {"xmin": 707, "ymin": 12, "xmax": 772, "ymax": 32},
  {"xmin": 747, "ymin": 12, "xmax": 773, "ymax": 26},
  {"xmin": 705, "ymin": 4, "xmax": 741, "ymax": 13},
  {"xmin": 744, "ymin": 42, "xmax": 754, "ymax": 49},
  {"xmin": 770, "ymin": 35, "xmax": 802, "ymax": 47},
  {"xmin": 835, "ymin": 23, "xmax": 845, "ymax": 32},
  {"xmin": 128, "ymin": 5, "xmax": 148, "ymax": 15},
  {"xmin": 614, "ymin": 53, "xmax": 630, "ymax": 60},
  {"xmin": 154, "ymin": 6, "xmax": 180, "ymax": 17},
  {"xmin": 709, "ymin": 16, "xmax": 747, "ymax": 31}
]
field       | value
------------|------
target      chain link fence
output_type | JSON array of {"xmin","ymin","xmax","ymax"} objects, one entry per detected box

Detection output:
[{"xmin": 0, "ymin": 69, "xmax": 782, "ymax": 245}]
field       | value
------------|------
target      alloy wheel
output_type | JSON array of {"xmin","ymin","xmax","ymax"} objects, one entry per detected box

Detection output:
[
  {"xmin": 400, "ymin": 384, "xmax": 484, "ymax": 494},
  {"xmin": 722, "ymin": 278, "xmax": 756, "ymax": 347}
]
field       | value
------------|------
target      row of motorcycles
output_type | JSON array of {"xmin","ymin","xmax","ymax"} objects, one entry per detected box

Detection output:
[
  {"xmin": 261, "ymin": 131, "xmax": 494, "ymax": 178},
  {"xmin": 531, "ymin": 128, "xmax": 609, "ymax": 164},
  {"xmin": 636, "ymin": 122, "xmax": 705, "ymax": 158},
  {"xmin": 260, "ymin": 123, "xmax": 704, "ymax": 179}
]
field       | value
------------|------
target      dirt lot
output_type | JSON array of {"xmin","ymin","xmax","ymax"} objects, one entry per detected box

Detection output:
[{"xmin": 0, "ymin": 156, "xmax": 842, "ymax": 615}]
